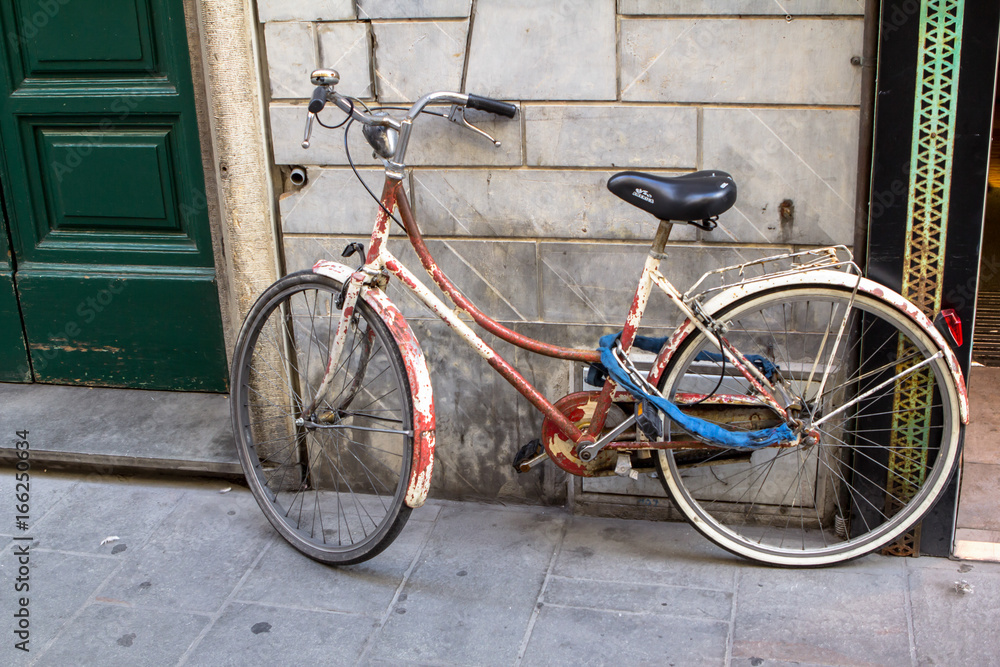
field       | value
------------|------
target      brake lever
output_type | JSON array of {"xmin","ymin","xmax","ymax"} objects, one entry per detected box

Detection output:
[
  {"xmin": 447, "ymin": 105, "xmax": 500, "ymax": 147},
  {"xmin": 302, "ymin": 111, "xmax": 316, "ymax": 149}
]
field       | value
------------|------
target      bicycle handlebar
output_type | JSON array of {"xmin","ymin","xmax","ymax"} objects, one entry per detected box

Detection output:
[
  {"xmin": 308, "ymin": 86, "xmax": 328, "ymax": 114},
  {"xmin": 466, "ymin": 94, "xmax": 518, "ymax": 118},
  {"xmin": 305, "ymin": 70, "xmax": 518, "ymax": 177}
]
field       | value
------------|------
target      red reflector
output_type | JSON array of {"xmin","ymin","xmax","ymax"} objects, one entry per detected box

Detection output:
[{"xmin": 941, "ymin": 308, "xmax": 963, "ymax": 347}]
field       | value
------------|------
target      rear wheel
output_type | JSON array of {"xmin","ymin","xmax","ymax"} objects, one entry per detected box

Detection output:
[
  {"xmin": 231, "ymin": 271, "xmax": 413, "ymax": 565},
  {"xmin": 655, "ymin": 285, "xmax": 961, "ymax": 566}
]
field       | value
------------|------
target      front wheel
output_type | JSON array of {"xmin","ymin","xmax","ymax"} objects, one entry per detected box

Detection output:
[
  {"xmin": 230, "ymin": 271, "xmax": 414, "ymax": 565},
  {"xmin": 655, "ymin": 285, "xmax": 962, "ymax": 566}
]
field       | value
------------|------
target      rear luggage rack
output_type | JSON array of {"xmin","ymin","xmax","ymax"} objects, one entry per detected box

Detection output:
[{"xmin": 683, "ymin": 245, "xmax": 861, "ymax": 303}]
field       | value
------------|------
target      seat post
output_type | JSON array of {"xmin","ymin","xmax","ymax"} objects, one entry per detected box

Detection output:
[{"xmin": 651, "ymin": 219, "xmax": 674, "ymax": 256}]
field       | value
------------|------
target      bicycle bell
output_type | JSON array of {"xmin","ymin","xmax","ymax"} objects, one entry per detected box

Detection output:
[
  {"xmin": 363, "ymin": 112, "xmax": 399, "ymax": 160},
  {"xmin": 310, "ymin": 68, "xmax": 340, "ymax": 86}
]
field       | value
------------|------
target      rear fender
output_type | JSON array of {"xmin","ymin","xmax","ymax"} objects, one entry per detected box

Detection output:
[
  {"xmin": 646, "ymin": 270, "xmax": 968, "ymax": 423},
  {"xmin": 313, "ymin": 260, "xmax": 437, "ymax": 507}
]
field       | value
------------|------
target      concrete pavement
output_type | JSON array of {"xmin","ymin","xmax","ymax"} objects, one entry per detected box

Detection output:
[{"xmin": 0, "ymin": 470, "xmax": 997, "ymax": 666}]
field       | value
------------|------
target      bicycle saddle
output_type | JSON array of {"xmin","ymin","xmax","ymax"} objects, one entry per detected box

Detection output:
[{"xmin": 607, "ymin": 170, "xmax": 737, "ymax": 226}]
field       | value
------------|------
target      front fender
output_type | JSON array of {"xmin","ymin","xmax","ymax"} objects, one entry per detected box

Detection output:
[
  {"xmin": 647, "ymin": 269, "xmax": 968, "ymax": 423},
  {"xmin": 312, "ymin": 260, "xmax": 437, "ymax": 507}
]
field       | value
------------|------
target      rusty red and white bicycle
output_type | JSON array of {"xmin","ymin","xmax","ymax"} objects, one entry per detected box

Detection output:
[{"xmin": 230, "ymin": 69, "xmax": 968, "ymax": 567}]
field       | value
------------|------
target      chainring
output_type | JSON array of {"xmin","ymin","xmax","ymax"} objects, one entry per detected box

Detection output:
[{"xmin": 540, "ymin": 391, "xmax": 628, "ymax": 477}]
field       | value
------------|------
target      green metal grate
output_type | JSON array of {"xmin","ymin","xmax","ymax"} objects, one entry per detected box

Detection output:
[{"xmin": 883, "ymin": 0, "xmax": 964, "ymax": 557}]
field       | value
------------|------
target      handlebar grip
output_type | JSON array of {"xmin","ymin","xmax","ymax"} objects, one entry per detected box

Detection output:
[
  {"xmin": 309, "ymin": 86, "xmax": 328, "ymax": 114},
  {"xmin": 466, "ymin": 94, "xmax": 517, "ymax": 118}
]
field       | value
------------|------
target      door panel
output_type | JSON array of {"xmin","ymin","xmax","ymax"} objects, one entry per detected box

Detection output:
[
  {"xmin": 16, "ymin": 271, "xmax": 226, "ymax": 389},
  {"xmin": 0, "ymin": 0, "xmax": 227, "ymax": 390},
  {"xmin": 10, "ymin": 0, "xmax": 155, "ymax": 80}
]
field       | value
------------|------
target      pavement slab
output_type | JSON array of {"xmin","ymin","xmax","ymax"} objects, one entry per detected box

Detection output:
[
  {"xmin": 0, "ymin": 470, "xmax": 80, "ymax": 537},
  {"xmin": 521, "ymin": 604, "xmax": 729, "ymax": 667},
  {"xmin": 554, "ymin": 514, "xmax": 740, "ymax": 590},
  {"xmin": 732, "ymin": 567, "xmax": 912, "ymax": 666},
  {"xmin": 28, "ymin": 476, "xmax": 186, "ymax": 555},
  {"xmin": 908, "ymin": 556, "xmax": 1000, "ymax": 666},
  {"xmin": 99, "ymin": 486, "xmax": 274, "ymax": 614},
  {"xmin": 365, "ymin": 503, "xmax": 564, "ymax": 666},
  {"xmin": 34, "ymin": 603, "xmax": 209, "ymax": 667},
  {"xmin": 235, "ymin": 513, "xmax": 436, "ymax": 615},
  {"xmin": 186, "ymin": 601, "xmax": 377, "ymax": 667},
  {"xmin": 0, "ymin": 548, "xmax": 118, "ymax": 663}
]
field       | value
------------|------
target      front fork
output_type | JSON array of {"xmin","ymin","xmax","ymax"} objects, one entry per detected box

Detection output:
[{"xmin": 301, "ymin": 270, "xmax": 367, "ymax": 419}]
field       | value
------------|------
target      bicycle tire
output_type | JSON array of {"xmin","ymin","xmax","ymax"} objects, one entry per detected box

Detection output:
[
  {"xmin": 654, "ymin": 284, "xmax": 961, "ymax": 567},
  {"xmin": 231, "ymin": 270, "xmax": 413, "ymax": 565}
]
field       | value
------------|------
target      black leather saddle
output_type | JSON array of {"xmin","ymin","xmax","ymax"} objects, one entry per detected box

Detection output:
[{"xmin": 607, "ymin": 171, "xmax": 737, "ymax": 229}]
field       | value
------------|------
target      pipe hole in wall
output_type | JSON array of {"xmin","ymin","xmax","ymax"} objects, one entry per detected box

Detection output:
[{"xmin": 288, "ymin": 166, "xmax": 308, "ymax": 188}]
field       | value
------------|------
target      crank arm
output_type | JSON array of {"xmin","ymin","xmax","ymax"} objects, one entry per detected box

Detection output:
[{"xmin": 577, "ymin": 414, "xmax": 636, "ymax": 462}]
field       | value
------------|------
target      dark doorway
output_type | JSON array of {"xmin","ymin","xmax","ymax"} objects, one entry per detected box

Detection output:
[{"xmin": 972, "ymin": 64, "xmax": 1000, "ymax": 366}]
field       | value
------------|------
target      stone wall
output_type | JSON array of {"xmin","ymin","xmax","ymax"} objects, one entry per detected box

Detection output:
[{"xmin": 257, "ymin": 0, "xmax": 865, "ymax": 504}]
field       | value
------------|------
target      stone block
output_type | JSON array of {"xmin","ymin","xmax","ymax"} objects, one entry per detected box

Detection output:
[
  {"xmin": 258, "ymin": 0, "xmax": 355, "ymax": 22},
  {"xmin": 372, "ymin": 21, "xmax": 468, "ymax": 103},
  {"xmin": 358, "ymin": 0, "xmax": 473, "ymax": 18},
  {"xmin": 620, "ymin": 18, "xmax": 863, "ymax": 105},
  {"xmin": 100, "ymin": 488, "xmax": 274, "ymax": 613},
  {"xmin": 269, "ymin": 105, "xmax": 522, "ymax": 166},
  {"xmin": 538, "ymin": 241, "xmax": 781, "ymax": 325},
  {"xmin": 282, "ymin": 235, "xmax": 539, "ymax": 322},
  {"xmin": 410, "ymin": 168, "xmax": 699, "ymax": 241},
  {"xmin": 525, "ymin": 104, "xmax": 697, "ymax": 168},
  {"xmin": 278, "ymin": 168, "xmax": 389, "ymax": 235},
  {"xmin": 465, "ymin": 0, "xmax": 617, "ymax": 100},
  {"xmin": 618, "ymin": 0, "xmax": 864, "ymax": 15},
  {"xmin": 264, "ymin": 22, "xmax": 316, "ymax": 99},
  {"xmin": 30, "ymin": 480, "xmax": 185, "ymax": 554},
  {"xmin": 0, "ymin": 548, "xmax": 117, "ymax": 662},
  {"xmin": 702, "ymin": 107, "xmax": 859, "ymax": 245},
  {"xmin": 317, "ymin": 22, "xmax": 373, "ymax": 99}
]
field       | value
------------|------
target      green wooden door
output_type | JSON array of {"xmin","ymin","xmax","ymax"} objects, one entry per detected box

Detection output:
[
  {"xmin": 0, "ymin": 0, "xmax": 227, "ymax": 391},
  {"xmin": 0, "ymin": 184, "xmax": 31, "ymax": 382}
]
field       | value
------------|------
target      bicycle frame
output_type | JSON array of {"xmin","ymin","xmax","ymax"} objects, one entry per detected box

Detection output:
[
  {"xmin": 308, "ymin": 175, "xmax": 971, "ymax": 506},
  {"xmin": 313, "ymin": 178, "xmax": 791, "ymax": 447}
]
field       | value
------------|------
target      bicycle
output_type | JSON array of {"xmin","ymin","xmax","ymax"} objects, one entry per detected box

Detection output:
[{"xmin": 230, "ymin": 68, "xmax": 969, "ymax": 568}]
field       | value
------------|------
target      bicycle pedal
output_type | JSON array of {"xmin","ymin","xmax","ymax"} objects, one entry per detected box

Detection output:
[
  {"xmin": 636, "ymin": 399, "xmax": 663, "ymax": 440},
  {"xmin": 512, "ymin": 439, "xmax": 546, "ymax": 473}
]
